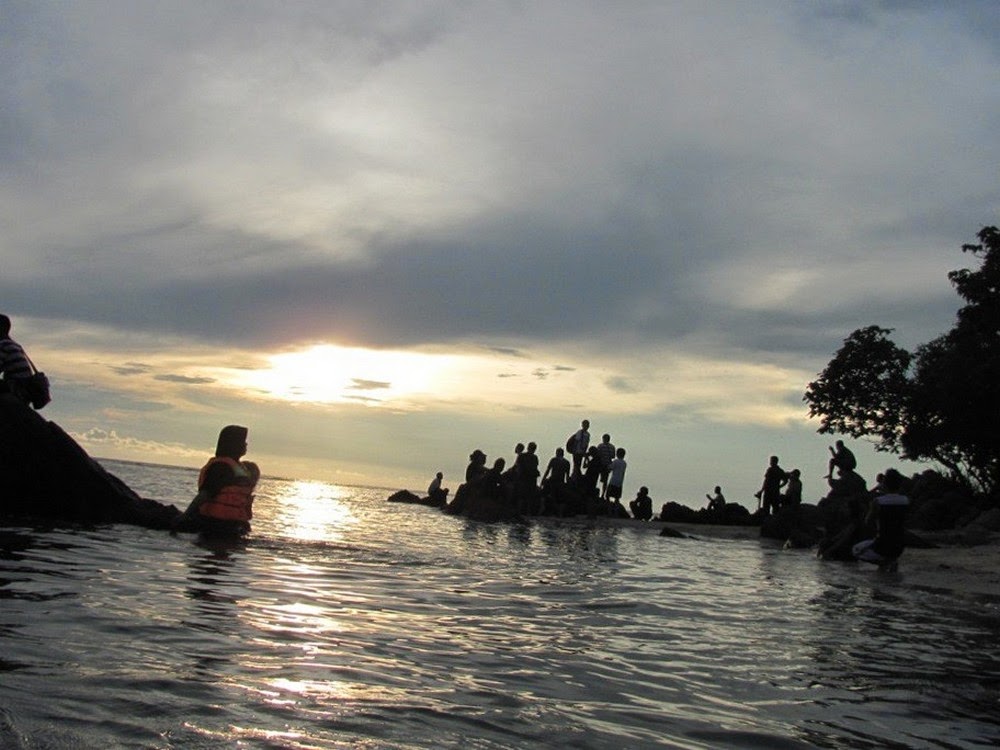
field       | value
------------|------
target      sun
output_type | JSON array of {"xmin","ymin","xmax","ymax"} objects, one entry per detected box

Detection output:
[{"xmin": 217, "ymin": 344, "xmax": 456, "ymax": 406}]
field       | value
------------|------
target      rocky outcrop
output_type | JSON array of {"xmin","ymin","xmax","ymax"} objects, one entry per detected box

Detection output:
[
  {"xmin": 0, "ymin": 395, "xmax": 180, "ymax": 529},
  {"xmin": 657, "ymin": 501, "xmax": 754, "ymax": 526},
  {"xmin": 387, "ymin": 489, "xmax": 448, "ymax": 508},
  {"xmin": 761, "ymin": 504, "xmax": 824, "ymax": 548}
]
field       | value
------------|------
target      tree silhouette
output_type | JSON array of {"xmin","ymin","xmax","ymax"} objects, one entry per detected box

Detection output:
[{"xmin": 805, "ymin": 225, "xmax": 1000, "ymax": 494}]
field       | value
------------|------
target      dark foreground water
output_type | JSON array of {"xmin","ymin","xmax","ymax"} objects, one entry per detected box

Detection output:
[{"xmin": 1, "ymin": 460, "xmax": 998, "ymax": 749}]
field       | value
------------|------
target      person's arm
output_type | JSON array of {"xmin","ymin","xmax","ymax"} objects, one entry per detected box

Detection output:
[{"xmin": 200, "ymin": 462, "xmax": 234, "ymax": 497}]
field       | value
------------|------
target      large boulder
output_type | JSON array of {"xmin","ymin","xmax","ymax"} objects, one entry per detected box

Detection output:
[
  {"xmin": 908, "ymin": 489, "xmax": 977, "ymax": 531},
  {"xmin": 443, "ymin": 480, "xmax": 520, "ymax": 523},
  {"xmin": 657, "ymin": 501, "xmax": 701, "ymax": 524},
  {"xmin": 386, "ymin": 489, "xmax": 447, "ymax": 507},
  {"xmin": 0, "ymin": 395, "xmax": 180, "ymax": 529},
  {"xmin": 760, "ymin": 503, "xmax": 824, "ymax": 546}
]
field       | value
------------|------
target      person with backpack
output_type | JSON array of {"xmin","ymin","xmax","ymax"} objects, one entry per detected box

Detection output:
[
  {"xmin": 0, "ymin": 313, "xmax": 47, "ymax": 408},
  {"xmin": 567, "ymin": 419, "xmax": 591, "ymax": 477}
]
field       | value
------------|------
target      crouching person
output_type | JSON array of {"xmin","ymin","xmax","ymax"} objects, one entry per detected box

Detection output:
[{"xmin": 852, "ymin": 468, "xmax": 909, "ymax": 572}]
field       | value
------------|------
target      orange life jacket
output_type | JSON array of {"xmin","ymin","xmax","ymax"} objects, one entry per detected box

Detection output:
[{"xmin": 197, "ymin": 456, "xmax": 256, "ymax": 522}]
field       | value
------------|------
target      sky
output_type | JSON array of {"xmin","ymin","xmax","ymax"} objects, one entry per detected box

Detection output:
[{"xmin": 2, "ymin": 0, "xmax": 998, "ymax": 510}]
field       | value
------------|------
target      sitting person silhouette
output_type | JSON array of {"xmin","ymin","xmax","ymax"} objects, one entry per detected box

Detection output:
[
  {"xmin": 852, "ymin": 468, "xmax": 910, "ymax": 572},
  {"xmin": 629, "ymin": 486, "xmax": 653, "ymax": 520},
  {"xmin": 175, "ymin": 425, "xmax": 260, "ymax": 536}
]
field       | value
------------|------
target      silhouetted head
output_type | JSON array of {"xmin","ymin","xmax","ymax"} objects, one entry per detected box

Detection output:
[
  {"xmin": 527, "ymin": 442, "xmax": 536, "ymax": 453},
  {"xmin": 581, "ymin": 419, "xmax": 590, "ymax": 429},
  {"xmin": 215, "ymin": 425, "xmax": 248, "ymax": 459},
  {"xmin": 639, "ymin": 486, "xmax": 648, "ymax": 496},
  {"xmin": 790, "ymin": 469, "xmax": 801, "ymax": 478},
  {"xmin": 616, "ymin": 447, "xmax": 625, "ymax": 458},
  {"xmin": 555, "ymin": 447, "xmax": 564, "ymax": 457},
  {"xmin": 602, "ymin": 434, "xmax": 611, "ymax": 443},
  {"xmin": 0, "ymin": 314, "xmax": 10, "ymax": 337},
  {"xmin": 436, "ymin": 472, "xmax": 443, "ymax": 480},
  {"xmin": 492, "ymin": 458, "xmax": 505, "ymax": 471},
  {"xmin": 882, "ymin": 468, "xmax": 904, "ymax": 492},
  {"xmin": 470, "ymin": 449, "xmax": 486, "ymax": 464},
  {"xmin": 714, "ymin": 486, "xmax": 721, "ymax": 494},
  {"xmin": 514, "ymin": 443, "xmax": 524, "ymax": 454},
  {"xmin": 769, "ymin": 455, "xmax": 779, "ymax": 466},
  {"xmin": 835, "ymin": 440, "xmax": 844, "ymax": 449}
]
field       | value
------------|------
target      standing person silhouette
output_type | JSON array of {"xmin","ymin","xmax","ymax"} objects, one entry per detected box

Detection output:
[
  {"xmin": 569, "ymin": 419, "xmax": 591, "ymax": 477},
  {"xmin": 606, "ymin": 448, "xmax": 627, "ymax": 504},
  {"xmin": 594, "ymin": 433, "xmax": 616, "ymax": 498},
  {"xmin": 754, "ymin": 455, "xmax": 787, "ymax": 516}
]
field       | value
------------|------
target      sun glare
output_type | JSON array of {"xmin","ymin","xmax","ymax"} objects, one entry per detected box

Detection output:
[
  {"xmin": 274, "ymin": 479, "xmax": 356, "ymax": 542},
  {"xmin": 220, "ymin": 344, "xmax": 455, "ymax": 406}
]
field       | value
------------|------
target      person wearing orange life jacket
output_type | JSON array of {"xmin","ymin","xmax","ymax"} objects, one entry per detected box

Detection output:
[{"xmin": 175, "ymin": 425, "xmax": 260, "ymax": 536}]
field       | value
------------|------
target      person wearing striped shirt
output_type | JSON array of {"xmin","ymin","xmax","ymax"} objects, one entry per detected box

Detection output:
[{"xmin": 0, "ymin": 314, "xmax": 34, "ymax": 404}]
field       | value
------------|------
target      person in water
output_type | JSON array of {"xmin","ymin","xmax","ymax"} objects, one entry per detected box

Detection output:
[
  {"xmin": 175, "ymin": 425, "xmax": 260, "ymax": 536},
  {"xmin": 852, "ymin": 468, "xmax": 910, "ymax": 571}
]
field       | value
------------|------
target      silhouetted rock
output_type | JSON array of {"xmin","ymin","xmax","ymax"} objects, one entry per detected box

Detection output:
[
  {"xmin": 908, "ymin": 489, "xmax": 976, "ymax": 531},
  {"xmin": 444, "ymin": 479, "xmax": 520, "ymax": 523},
  {"xmin": 0, "ymin": 394, "xmax": 180, "ymax": 529},
  {"xmin": 657, "ymin": 501, "xmax": 701, "ymax": 524},
  {"xmin": 659, "ymin": 526, "xmax": 689, "ymax": 538},
  {"xmin": 386, "ymin": 489, "xmax": 446, "ymax": 507},
  {"xmin": 656, "ymin": 501, "xmax": 755, "ymax": 526},
  {"xmin": 761, "ymin": 503, "xmax": 823, "ymax": 545},
  {"xmin": 968, "ymin": 507, "xmax": 1000, "ymax": 532}
]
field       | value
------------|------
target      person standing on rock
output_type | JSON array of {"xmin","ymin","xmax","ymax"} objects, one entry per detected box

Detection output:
[
  {"xmin": 569, "ymin": 419, "xmax": 591, "ymax": 477},
  {"xmin": 606, "ymin": 447, "xmax": 627, "ymax": 504},
  {"xmin": 754, "ymin": 455, "xmax": 787, "ymax": 515},
  {"xmin": 175, "ymin": 425, "xmax": 260, "ymax": 536},
  {"xmin": 594, "ymin": 433, "xmax": 616, "ymax": 498}
]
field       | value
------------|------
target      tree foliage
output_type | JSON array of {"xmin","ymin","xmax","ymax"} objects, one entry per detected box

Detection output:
[{"xmin": 804, "ymin": 225, "xmax": 1000, "ymax": 494}]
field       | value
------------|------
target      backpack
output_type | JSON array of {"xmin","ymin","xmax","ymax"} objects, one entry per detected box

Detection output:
[{"xmin": 565, "ymin": 433, "xmax": 578, "ymax": 454}]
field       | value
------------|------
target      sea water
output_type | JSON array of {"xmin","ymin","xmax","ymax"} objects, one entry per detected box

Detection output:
[{"xmin": 1, "ymin": 459, "xmax": 998, "ymax": 749}]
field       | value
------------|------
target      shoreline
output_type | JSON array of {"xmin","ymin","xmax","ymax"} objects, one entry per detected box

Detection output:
[{"xmin": 658, "ymin": 522, "xmax": 1000, "ymax": 598}]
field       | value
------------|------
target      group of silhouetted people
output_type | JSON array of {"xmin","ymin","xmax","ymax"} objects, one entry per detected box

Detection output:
[
  {"xmin": 752, "ymin": 442, "xmax": 910, "ymax": 571},
  {"xmin": 438, "ymin": 419, "xmax": 647, "ymax": 519}
]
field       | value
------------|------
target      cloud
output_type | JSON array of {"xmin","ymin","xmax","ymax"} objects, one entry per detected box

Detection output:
[
  {"xmin": 2, "ymin": 2, "xmax": 999, "ymax": 503},
  {"xmin": 348, "ymin": 378, "xmax": 391, "ymax": 391},
  {"xmin": 152, "ymin": 374, "xmax": 217, "ymax": 385},
  {"xmin": 2, "ymin": 2, "xmax": 996, "ymax": 370},
  {"xmin": 111, "ymin": 363, "xmax": 153, "ymax": 376}
]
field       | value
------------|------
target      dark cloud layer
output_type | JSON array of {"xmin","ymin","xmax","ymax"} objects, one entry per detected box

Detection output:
[{"xmin": 2, "ymin": 1, "xmax": 998, "ymax": 370}]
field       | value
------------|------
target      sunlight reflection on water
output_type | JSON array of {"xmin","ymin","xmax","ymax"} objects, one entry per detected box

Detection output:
[{"xmin": 1, "ymin": 462, "xmax": 999, "ymax": 749}]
